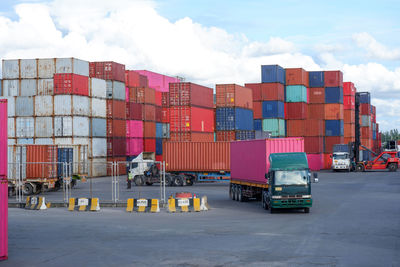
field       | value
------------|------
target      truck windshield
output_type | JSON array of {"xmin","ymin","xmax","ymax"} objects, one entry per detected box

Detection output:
[
  {"xmin": 274, "ymin": 170, "xmax": 308, "ymax": 186},
  {"xmin": 333, "ymin": 154, "xmax": 348, "ymax": 159}
]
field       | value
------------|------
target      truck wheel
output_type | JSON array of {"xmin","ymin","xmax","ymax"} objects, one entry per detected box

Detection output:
[
  {"xmin": 229, "ymin": 184, "xmax": 233, "ymax": 200},
  {"xmin": 355, "ymin": 164, "xmax": 365, "ymax": 172},
  {"xmin": 174, "ymin": 176, "xmax": 184, "ymax": 186},
  {"xmin": 388, "ymin": 163, "xmax": 398, "ymax": 172},
  {"xmin": 238, "ymin": 186, "xmax": 242, "ymax": 202},
  {"xmin": 185, "ymin": 177, "xmax": 194, "ymax": 186},
  {"xmin": 304, "ymin": 207, "xmax": 310, "ymax": 213},
  {"xmin": 165, "ymin": 175, "xmax": 172, "ymax": 186},
  {"xmin": 270, "ymin": 207, "xmax": 275, "ymax": 214},
  {"xmin": 145, "ymin": 182, "xmax": 153, "ymax": 186},
  {"xmin": 22, "ymin": 183, "xmax": 33, "ymax": 195},
  {"xmin": 232, "ymin": 185, "xmax": 237, "ymax": 201},
  {"xmin": 134, "ymin": 176, "xmax": 144, "ymax": 186}
]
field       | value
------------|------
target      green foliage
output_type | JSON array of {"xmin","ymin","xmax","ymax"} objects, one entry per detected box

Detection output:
[{"xmin": 381, "ymin": 129, "xmax": 400, "ymax": 142}]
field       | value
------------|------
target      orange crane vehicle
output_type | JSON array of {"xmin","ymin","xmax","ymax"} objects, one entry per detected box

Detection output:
[{"xmin": 355, "ymin": 145, "xmax": 399, "ymax": 172}]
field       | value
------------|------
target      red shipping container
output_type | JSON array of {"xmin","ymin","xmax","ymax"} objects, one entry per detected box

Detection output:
[
  {"xmin": 25, "ymin": 145, "xmax": 58, "ymax": 179},
  {"xmin": 155, "ymin": 91, "xmax": 162, "ymax": 107},
  {"xmin": 54, "ymin": 74, "xmax": 89, "ymax": 96},
  {"xmin": 260, "ymin": 83, "xmax": 285, "ymax": 101},
  {"xmin": 107, "ymin": 119, "xmax": 126, "ymax": 137},
  {"xmin": 343, "ymin": 82, "xmax": 356, "ymax": 96},
  {"xmin": 372, "ymin": 105, "xmax": 376, "ymax": 115},
  {"xmin": 344, "ymin": 123, "xmax": 355, "ymax": 138},
  {"xmin": 244, "ymin": 83, "xmax": 261, "ymax": 101},
  {"xmin": 216, "ymin": 131, "xmax": 236, "ymax": 141},
  {"xmin": 126, "ymin": 102, "xmax": 143, "ymax": 121},
  {"xmin": 107, "ymin": 157, "xmax": 127, "ymax": 175},
  {"xmin": 107, "ymin": 137, "xmax": 127, "ymax": 157},
  {"xmin": 309, "ymin": 87, "xmax": 325, "ymax": 104},
  {"xmin": 323, "ymin": 153, "xmax": 332, "ymax": 169},
  {"xmin": 155, "ymin": 155, "xmax": 163, "ymax": 162},
  {"xmin": 161, "ymin": 107, "xmax": 169, "ymax": 123},
  {"xmin": 285, "ymin": 103, "xmax": 308, "ymax": 119},
  {"xmin": 285, "ymin": 68, "xmax": 309, "ymax": 86},
  {"xmin": 155, "ymin": 106, "xmax": 162, "ymax": 122},
  {"xmin": 324, "ymin": 104, "xmax": 344, "ymax": 120},
  {"xmin": 253, "ymin": 101, "xmax": 262, "ymax": 119},
  {"xmin": 169, "ymin": 82, "xmax": 213, "ymax": 108},
  {"xmin": 143, "ymin": 104, "xmax": 156, "ymax": 121},
  {"xmin": 144, "ymin": 138, "xmax": 156, "ymax": 152},
  {"xmin": 361, "ymin": 138, "xmax": 372, "ymax": 149},
  {"xmin": 125, "ymin": 70, "xmax": 148, "ymax": 87},
  {"xmin": 286, "ymin": 120, "xmax": 305, "ymax": 137},
  {"xmin": 324, "ymin": 70, "xmax": 343, "ymax": 87},
  {"xmin": 143, "ymin": 121, "xmax": 156, "ymax": 138},
  {"xmin": 344, "ymin": 110, "xmax": 355, "ymax": 124},
  {"xmin": 361, "ymin": 127, "xmax": 372, "ymax": 138},
  {"xmin": 216, "ymin": 84, "xmax": 253, "ymax": 109},
  {"xmin": 90, "ymin": 62, "xmax": 125, "ymax": 82},
  {"xmin": 324, "ymin": 136, "xmax": 344, "ymax": 153},
  {"xmin": 169, "ymin": 132, "xmax": 214, "ymax": 142},
  {"xmin": 136, "ymin": 87, "xmax": 156, "ymax": 105},
  {"xmin": 162, "ymin": 92, "xmax": 170, "ymax": 107},
  {"xmin": 360, "ymin": 103, "xmax": 371, "ymax": 115},
  {"xmin": 107, "ymin": 100, "xmax": 126, "ymax": 119},
  {"xmin": 308, "ymin": 104, "xmax": 325, "ymax": 120},
  {"xmin": 307, "ymin": 154, "xmax": 323, "ymax": 171},
  {"xmin": 343, "ymin": 95, "xmax": 355, "ymax": 110},
  {"xmin": 304, "ymin": 119, "xmax": 324, "ymax": 136},
  {"xmin": 304, "ymin": 137, "xmax": 324, "ymax": 153},
  {"xmin": 169, "ymin": 107, "xmax": 214, "ymax": 133},
  {"xmin": 344, "ymin": 137, "xmax": 355, "ymax": 145}
]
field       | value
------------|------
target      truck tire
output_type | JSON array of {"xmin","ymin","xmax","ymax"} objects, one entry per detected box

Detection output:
[
  {"xmin": 145, "ymin": 182, "xmax": 153, "ymax": 186},
  {"xmin": 173, "ymin": 176, "xmax": 184, "ymax": 186},
  {"xmin": 134, "ymin": 176, "xmax": 144, "ymax": 186},
  {"xmin": 232, "ymin": 185, "xmax": 237, "ymax": 201},
  {"xmin": 388, "ymin": 163, "xmax": 398, "ymax": 172},
  {"xmin": 355, "ymin": 164, "xmax": 365, "ymax": 172},
  {"xmin": 22, "ymin": 183, "xmax": 33, "ymax": 195},
  {"xmin": 238, "ymin": 186, "xmax": 242, "ymax": 202},
  {"xmin": 229, "ymin": 184, "xmax": 233, "ymax": 200},
  {"xmin": 185, "ymin": 176, "xmax": 194, "ymax": 186},
  {"xmin": 304, "ymin": 207, "xmax": 310, "ymax": 213},
  {"xmin": 165, "ymin": 175, "xmax": 172, "ymax": 186},
  {"xmin": 270, "ymin": 207, "xmax": 275, "ymax": 214}
]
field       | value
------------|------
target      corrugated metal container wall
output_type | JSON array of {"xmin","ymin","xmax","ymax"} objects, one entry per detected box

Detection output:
[
  {"xmin": 155, "ymin": 91, "xmax": 162, "ymax": 106},
  {"xmin": 344, "ymin": 110, "xmax": 355, "ymax": 123},
  {"xmin": 126, "ymin": 138, "xmax": 143, "ymax": 156},
  {"xmin": 309, "ymin": 71, "xmax": 324, "ymax": 88},
  {"xmin": 143, "ymin": 121, "xmax": 156, "ymax": 138},
  {"xmin": 324, "ymin": 70, "xmax": 343, "ymax": 87},
  {"xmin": 343, "ymin": 82, "xmax": 356, "ymax": 96},
  {"xmin": 161, "ymin": 92, "xmax": 169, "ymax": 107},
  {"xmin": 360, "ymin": 103, "xmax": 371, "ymax": 115},
  {"xmin": 169, "ymin": 107, "xmax": 215, "ymax": 132},
  {"xmin": 255, "ymin": 131, "xmax": 271, "ymax": 139},
  {"xmin": 126, "ymin": 120, "xmax": 143, "ymax": 138},
  {"xmin": 325, "ymin": 104, "xmax": 344, "ymax": 120},
  {"xmin": 1, "ymin": 100, "xmax": 7, "ymax": 256},
  {"xmin": 244, "ymin": 83, "xmax": 261, "ymax": 101},
  {"xmin": 35, "ymin": 117, "xmax": 53, "ymax": 137},
  {"xmin": 285, "ymin": 85, "xmax": 307, "ymax": 102},
  {"xmin": 8, "ymin": 118, "xmax": 15, "ymax": 138},
  {"xmin": 253, "ymin": 102, "xmax": 262, "ymax": 119},
  {"xmin": 307, "ymin": 154, "xmax": 323, "ymax": 171},
  {"xmin": 107, "ymin": 138, "xmax": 127, "ymax": 156},
  {"xmin": 16, "ymin": 117, "xmax": 34, "ymax": 137},
  {"xmin": 20, "ymin": 59, "xmax": 37, "ymax": 79},
  {"xmin": 143, "ymin": 138, "xmax": 156, "ymax": 152},
  {"xmin": 91, "ymin": 98, "xmax": 107, "ymax": 118},
  {"xmin": 156, "ymin": 138, "xmax": 163, "ymax": 155},
  {"xmin": 56, "ymin": 58, "xmax": 89, "ymax": 76},
  {"xmin": 126, "ymin": 103, "xmax": 142, "ymax": 120},
  {"xmin": 135, "ymin": 87, "xmax": 156, "ymax": 104},
  {"xmin": 304, "ymin": 137, "xmax": 324, "ymax": 153},
  {"xmin": 262, "ymin": 101, "xmax": 284, "ymax": 118},
  {"xmin": 169, "ymin": 82, "xmax": 213, "ymax": 108},
  {"xmin": 261, "ymin": 65, "xmax": 285, "ymax": 84},
  {"xmin": 308, "ymin": 104, "xmax": 325, "ymax": 120},
  {"xmin": 155, "ymin": 106, "xmax": 162, "ymax": 122},
  {"xmin": 107, "ymin": 119, "xmax": 126, "ymax": 137},
  {"xmin": 344, "ymin": 123, "xmax": 355, "ymax": 137},
  {"xmin": 286, "ymin": 120, "xmax": 305, "ymax": 137},
  {"xmin": 235, "ymin": 130, "xmax": 255, "ymax": 140},
  {"xmin": 20, "ymin": 79, "xmax": 37, "ymax": 96},
  {"xmin": 91, "ymin": 118, "xmax": 107, "ymax": 137},
  {"xmin": 15, "ymin": 97, "xmax": 33, "ymax": 116},
  {"xmin": 90, "ymin": 78, "xmax": 107, "ymax": 99},
  {"xmin": 0, "ymin": 97, "xmax": 15, "ymax": 117},
  {"xmin": 215, "ymin": 108, "xmax": 253, "ymax": 131},
  {"xmin": 1, "ymin": 80, "xmax": 19, "ymax": 96},
  {"xmin": 17, "ymin": 138, "xmax": 34, "ymax": 144},
  {"xmin": 125, "ymin": 70, "xmax": 148, "ymax": 87},
  {"xmin": 106, "ymin": 81, "xmax": 125, "ymax": 100},
  {"xmin": 72, "ymin": 96, "xmax": 90, "ymax": 116},
  {"xmin": 304, "ymin": 120, "xmax": 324, "ymax": 136},
  {"xmin": 309, "ymin": 88, "xmax": 325, "ymax": 104},
  {"xmin": 73, "ymin": 116, "xmax": 90, "ymax": 137},
  {"xmin": 361, "ymin": 115, "xmax": 371, "ymax": 127},
  {"xmin": 38, "ymin": 58, "xmax": 55, "ymax": 79},
  {"xmin": 230, "ymin": 138, "xmax": 304, "ymax": 184},
  {"xmin": 164, "ymin": 142, "xmax": 230, "ymax": 172},
  {"xmin": 254, "ymin": 119, "xmax": 262, "ymax": 131},
  {"xmin": 162, "ymin": 123, "xmax": 170, "ymax": 138},
  {"xmin": 325, "ymin": 87, "xmax": 343, "ymax": 103},
  {"xmin": 285, "ymin": 102, "xmax": 308, "ymax": 119},
  {"xmin": 216, "ymin": 84, "xmax": 253, "ymax": 109},
  {"xmin": 37, "ymin": 79, "xmax": 54, "ymax": 95},
  {"xmin": 169, "ymin": 132, "xmax": 214, "ymax": 142},
  {"xmin": 359, "ymin": 92, "xmax": 371, "ymax": 104},
  {"xmin": 135, "ymin": 70, "xmax": 180, "ymax": 92},
  {"xmin": 262, "ymin": 119, "xmax": 285, "ymax": 137},
  {"xmin": 156, "ymin": 123, "xmax": 163, "ymax": 138},
  {"xmin": 285, "ymin": 68, "xmax": 308, "ymax": 86},
  {"xmin": 216, "ymin": 131, "xmax": 236, "ymax": 141},
  {"xmin": 54, "ymin": 117, "xmax": 72, "ymax": 136},
  {"xmin": 54, "ymin": 95, "xmax": 72, "ymax": 115},
  {"xmin": 106, "ymin": 100, "xmax": 126, "ymax": 119},
  {"xmin": 324, "ymin": 136, "xmax": 344, "ymax": 153},
  {"xmin": 325, "ymin": 120, "xmax": 344, "ymax": 136},
  {"xmin": 2, "ymin": 59, "xmax": 19, "ymax": 79},
  {"xmin": 343, "ymin": 95, "xmax": 355, "ymax": 110},
  {"xmin": 260, "ymin": 83, "xmax": 285, "ymax": 101},
  {"xmin": 143, "ymin": 104, "xmax": 156, "ymax": 121},
  {"xmin": 25, "ymin": 145, "xmax": 58, "ymax": 179},
  {"xmin": 90, "ymin": 62, "xmax": 125, "ymax": 82},
  {"xmin": 91, "ymin": 138, "xmax": 107, "ymax": 157},
  {"xmin": 54, "ymin": 74, "xmax": 89, "ymax": 96}
]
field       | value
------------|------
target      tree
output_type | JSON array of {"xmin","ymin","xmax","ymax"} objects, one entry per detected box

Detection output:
[{"xmin": 382, "ymin": 129, "xmax": 400, "ymax": 143}]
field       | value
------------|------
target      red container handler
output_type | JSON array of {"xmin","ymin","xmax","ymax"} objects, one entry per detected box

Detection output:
[
  {"xmin": 169, "ymin": 82, "xmax": 213, "ymax": 108},
  {"xmin": 0, "ymin": 99, "xmax": 8, "ymax": 261},
  {"xmin": 90, "ymin": 61, "xmax": 125, "ymax": 82},
  {"xmin": 54, "ymin": 73, "xmax": 89, "ymax": 96}
]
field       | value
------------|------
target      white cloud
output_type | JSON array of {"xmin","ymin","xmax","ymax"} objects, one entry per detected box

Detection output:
[
  {"xmin": 353, "ymin": 32, "xmax": 400, "ymax": 60},
  {"xmin": 243, "ymin": 37, "xmax": 296, "ymax": 57}
]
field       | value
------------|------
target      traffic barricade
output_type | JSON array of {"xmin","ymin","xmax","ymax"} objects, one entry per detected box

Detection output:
[
  {"xmin": 25, "ymin": 196, "xmax": 49, "ymax": 210},
  {"xmin": 126, "ymin": 198, "xmax": 160, "ymax": 213},
  {"xmin": 167, "ymin": 197, "xmax": 202, "ymax": 213},
  {"xmin": 68, "ymin": 198, "xmax": 100, "ymax": 211}
]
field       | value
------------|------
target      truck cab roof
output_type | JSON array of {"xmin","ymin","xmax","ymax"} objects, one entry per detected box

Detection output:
[{"xmin": 269, "ymin": 152, "xmax": 308, "ymax": 171}]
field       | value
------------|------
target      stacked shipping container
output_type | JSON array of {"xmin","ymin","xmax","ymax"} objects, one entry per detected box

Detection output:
[{"xmin": 343, "ymin": 82, "xmax": 356, "ymax": 145}]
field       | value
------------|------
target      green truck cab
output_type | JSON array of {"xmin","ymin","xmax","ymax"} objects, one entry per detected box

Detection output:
[{"xmin": 262, "ymin": 152, "xmax": 318, "ymax": 214}]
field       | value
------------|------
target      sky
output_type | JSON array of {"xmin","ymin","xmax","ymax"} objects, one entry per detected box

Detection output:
[{"xmin": 0, "ymin": 0, "xmax": 399, "ymax": 131}]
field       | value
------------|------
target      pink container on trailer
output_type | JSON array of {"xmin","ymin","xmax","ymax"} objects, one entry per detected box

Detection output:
[
  {"xmin": 307, "ymin": 154, "xmax": 323, "ymax": 171},
  {"xmin": 126, "ymin": 120, "xmax": 143, "ymax": 138},
  {"xmin": 0, "ymin": 99, "xmax": 8, "ymax": 261},
  {"xmin": 230, "ymin": 138, "xmax": 304, "ymax": 184},
  {"xmin": 135, "ymin": 70, "xmax": 180, "ymax": 92},
  {"xmin": 126, "ymin": 138, "xmax": 143, "ymax": 156}
]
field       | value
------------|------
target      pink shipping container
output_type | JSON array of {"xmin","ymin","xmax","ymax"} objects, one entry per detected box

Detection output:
[
  {"xmin": 126, "ymin": 138, "xmax": 143, "ymax": 156},
  {"xmin": 126, "ymin": 120, "xmax": 143, "ymax": 138},
  {"xmin": 0, "ymin": 99, "xmax": 8, "ymax": 260},
  {"xmin": 135, "ymin": 70, "xmax": 180, "ymax": 92},
  {"xmin": 307, "ymin": 154, "xmax": 323, "ymax": 171},
  {"xmin": 230, "ymin": 138, "xmax": 304, "ymax": 184}
]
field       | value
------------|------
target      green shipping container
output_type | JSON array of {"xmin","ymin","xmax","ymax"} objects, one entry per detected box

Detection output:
[
  {"xmin": 262, "ymin": 119, "xmax": 285, "ymax": 137},
  {"xmin": 285, "ymin": 85, "xmax": 307, "ymax": 103}
]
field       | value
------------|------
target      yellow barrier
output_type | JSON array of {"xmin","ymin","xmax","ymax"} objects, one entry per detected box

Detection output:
[
  {"xmin": 25, "ymin": 197, "xmax": 48, "ymax": 210},
  {"xmin": 126, "ymin": 198, "xmax": 160, "ymax": 213},
  {"xmin": 68, "ymin": 198, "xmax": 100, "ymax": 211},
  {"xmin": 167, "ymin": 197, "xmax": 205, "ymax": 213}
]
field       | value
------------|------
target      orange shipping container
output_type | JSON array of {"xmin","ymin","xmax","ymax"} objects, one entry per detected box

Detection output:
[
  {"xmin": 344, "ymin": 110, "xmax": 355, "ymax": 124},
  {"xmin": 344, "ymin": 123, "xmax": 355, "ymax": 138},
  {"xmin": 286, "ymin": 120, "xmax": 305, "ymax": 137},
  {"xmin": 216, "ymin": 131, "xmax": 236, "ymax": 141},
  {"xmin": 107, "ymin": 100, "xmax": 126, "ymax": 119},
  {"xmin": 143, "ymin": 104, "xmax": 156, "ymax": 121},
  {"xmin": 25, "ymin": 145, "xmax": 58, "ymax": 179},
  {"xmin": 361, "ymin": 127, "xmax": 372, "ymax": 139},
  {"xmin": 143, "ymin": 121, "xmax": 156, "ymax": 138},
  {"xmin": 107, "ymin": 157, "xmax": 127, "ymax": 176},
  {"xmin": 309, "ymin": 88, "xmax": 325, "ymax": 104},
  {"xmin": 285, "ymin": 68, "xmax": 309, "ymax": 86},
  {"xmin": 136, "ymin": 87, "xmax": 156, "ymax": 104},
  {"xmin": 253, "ymin": 101, "xmax": 262, "ymax": 119},
  {"xmin": 260, "ymin": 83, "xmax": 285, "ymax": 101},
  {"xmin": 308, "ymin": 104, "xmax": 325, "ymax": 120},
  {"xmin": 324, "ymin": 136, "xmax": 344, "ymax": 153},
  {"xmin": 107, "ymin": 119, "xmax": 126, "ymax": 137},
  {"xmin": 244, "ymin": 83, "xmax": 261, "ymax": 101},
  {"xmin": 324, "ymin": 104, "xmax": 344, "ymax": 120},
  {"xmin": 344, "ymin": 137, "xmax": 355, "ymax": 144},
  {"xmin": 216, "ymin": 84, "xmax": 253, "ymax": 109},
  {"xmin": 169, "ymin": 132, "xmax": 214, "ymax": 142},
  {"xmin": 304, "ymin": 119, "xmax": 324, "ymax": 136},
  {"xmin": 164, "ymin": 142, "xmax": 230, "ymax": 172},
  {"xmin": 323, "ymin": 153, "xmax": 332, "ymax": 169},
  {"xmin": 361, "ymin": 138, "xmax": 372, "ymax": 149}
]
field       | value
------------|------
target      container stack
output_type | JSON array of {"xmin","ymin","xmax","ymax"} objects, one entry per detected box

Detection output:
[
  {"xmin": 343, "ymin": 82, "xmax": 356, "ymax": 145},
  {"xmin": 215, "ymin": 84, "xmax": 254, "ymax": 141},
  {"xmin": 359, "ymin": 92, "xmax": 372, "ymax": 150},
  {"xmin": 90, "ymin": 61, "xmax": 126, "ymax": 174},
  {"xmin": 168, "ymin": 82, "xmax": 214, "ymax": 142}
]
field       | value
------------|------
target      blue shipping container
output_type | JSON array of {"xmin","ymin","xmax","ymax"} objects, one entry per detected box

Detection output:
[
  {"xmin": 156, "ymin": 138, "xmax": 163, "ymax": 155},
  {"xmin": 216, "ymin": 108, "xmax": 254, "ymax": 131},
  {"xmin": 359, "ymin": 92, "xmax": 371, "ymax": 104},
  {"xmin": 261, "ymin": 65, "xmax": 285, "ymax": 84},
  {"xmin": 325, "ymin": 120, "xmax": 344, "ymax": 136},
  {"xmin": 57, "ymin": 148, "xmax": 73, "ymax": 177},
  {"xmin": 156, "ymin": 123, "xmax": 163, "ymax": 138},
  {"xmin": 325, "ymin": 87, "xmax": 343, "ymax": 104},
  {"xmin": 254, "ymin": 119, "xmax": 262, "ymax": 131},
  {"xmin": 309, "ymin": 71, "xmax": 324, "ymax": 87},
  {"xmin": 235, "ymin": 130, "xmax": 255, "ymax": 140},
  {"xmin": 262, "ymin": 101, "xmax": 284, "ymax": 118}
]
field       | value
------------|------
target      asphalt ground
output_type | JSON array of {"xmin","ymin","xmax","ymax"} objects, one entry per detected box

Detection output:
[{"xmin": 4, "ymin": 170, "xmax": 400, "ymax": 266}]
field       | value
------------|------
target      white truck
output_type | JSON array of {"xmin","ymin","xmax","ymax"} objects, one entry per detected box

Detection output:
[{"xmin": 331, "ymin": 144, "xmax": 352, "ymax": 172}]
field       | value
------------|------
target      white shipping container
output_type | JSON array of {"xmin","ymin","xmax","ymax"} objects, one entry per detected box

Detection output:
[
  {"xmin": 17, "ymin": 138, "xmax": 34, "ymax": 145},
  {"xmin": 1, "ymin": 79, "xmax": 19, "ymax": 96},
  {"xmin": 2, "ymin": 59, "xmax": 19, "ymax": 79},
  {"xmin": 16, "ymin": 117, "xmax": 34, "ymax": 138},
  {"xmin": 54, "ymin": 138, "xmax": 72, "ymax": 145},
  {"xmin": 91, "ymin": 97, "xmax": 106, "ymax": 118},
  {"xmin": 38, "ymin": 58, "xmax": 55, "ymax": 79},
  {"xmin": 56, "ymin": 58, "xmax": 89, "ymax": 76},
  {"xmin": 8, "ymin": 118, "xmax": 15, "ymax": 138},
  {"xmin": 54, "ymin": 95, "xmax": 71, "ymax": 115},
  {"xmin": 37, "ymin": 79, "xmax": 54, "ymax": 95},
  {"xmin": 91, "ymin": 138, "xmax": 107, "ymax": 157},
  {"xmin": 15, "ymin": 96, "xmax": 34, "ymax": 116},
  {"xmin": 20, "ymin": 59, "xmax": 37, "ymax": 79},
  {"xmin": 90, "ymin": 78, "xmax": 107, "ymax": 98},
  {"xmin": 20, "ymin": 79, "xmax": 37, "ymax": 96},
  {"xmin": 8, "ymin": 139, "xmax": 16, "ymax": 145},
  {"xmin": 35, "ymin": 117, "xmax": 53, "ymax": 137},
  {"xmin": 106, "ymin": 80, "xmax": 126, "ymax": 100},
  {"xmin": 90, "ymin": 157, "xmax": 107, "ymax": 177},
  {"xmin": 35, "ymin": 95, "xmax": 53, "ymax": 116},
  {"xmin": 0, "ymin": 97, "xmax": 15, "ymax": 116},
  {"xmin": 54, "ymin": 116, "xmax": 72, "ymax": 136},
  {"xmin": 72, "ymin": 95, "xmax": 90, "ymax": 116},
  {"xmin": 73, "ymin": 116, "xmax": 90, "ymax": 137},
  {"xmin": 35, "ymin": 138, "xmax": 54, "ymax": 145}
]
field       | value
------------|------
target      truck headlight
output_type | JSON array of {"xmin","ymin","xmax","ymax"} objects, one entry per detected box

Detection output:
[
  {"xmin": 302, "ymin": 195, "xmax": 311, "ymax": 198},
  {"xmin": 271, "ymin": 196, "xmax": 282, "ymax": 199}
]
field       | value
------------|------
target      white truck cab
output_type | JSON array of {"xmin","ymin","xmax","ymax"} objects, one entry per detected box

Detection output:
[
  {"xmin": 129, "ymin": 153, "xmax": 155, "ymax": 177},
  {"xmin": 332, "ymin": 152, "xmax": 351, "ymax": 172}
]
